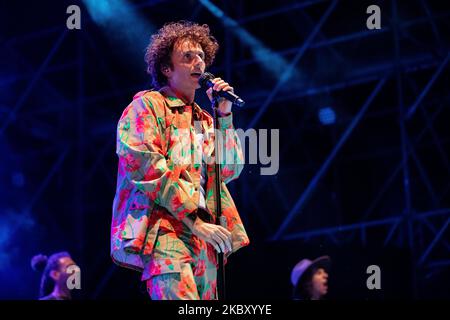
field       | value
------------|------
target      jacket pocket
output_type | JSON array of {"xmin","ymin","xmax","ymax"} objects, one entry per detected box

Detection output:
[
  {"xmin": 146, "ymin": 258, "xmax": 182, "ymax": 277},
  {"xmin": 123, "ymin": 192, "xmax": 154, "ymax": 254}
]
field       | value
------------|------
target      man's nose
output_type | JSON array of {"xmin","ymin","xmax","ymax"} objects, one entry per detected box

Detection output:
[{"xmin": 194, "ymin": 55, "xmax": 204, "ymax": 66}]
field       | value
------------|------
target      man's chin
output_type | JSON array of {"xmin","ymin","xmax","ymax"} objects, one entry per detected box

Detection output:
[{"xmin": 321, "ymin": 284, "xmax": 328, "ymax": 294}]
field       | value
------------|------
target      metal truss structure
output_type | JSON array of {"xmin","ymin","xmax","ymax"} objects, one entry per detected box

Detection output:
[{"xmin": 2, "ymin": 0, "xmax": 449, "ymax": 298}]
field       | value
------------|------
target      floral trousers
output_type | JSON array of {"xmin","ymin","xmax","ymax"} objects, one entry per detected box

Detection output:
[{"xmin": 143, "ymin": 216, "xmax": 218, "ymax": 300}]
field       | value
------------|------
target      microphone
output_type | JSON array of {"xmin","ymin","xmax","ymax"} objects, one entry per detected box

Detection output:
[{"xmin": 199, "ymin": 72, "xmax": 245, "ymax": 107}]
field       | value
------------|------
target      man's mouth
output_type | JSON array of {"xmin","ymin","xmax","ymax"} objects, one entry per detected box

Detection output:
[{"xmin": 191, "ymin": 72, "xmax": 202, "ymax": 78}]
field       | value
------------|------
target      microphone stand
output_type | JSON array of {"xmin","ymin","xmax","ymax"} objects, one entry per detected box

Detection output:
[{"xmin": 211, "ymin": 91, "xmax": 226, "ymax": 300}]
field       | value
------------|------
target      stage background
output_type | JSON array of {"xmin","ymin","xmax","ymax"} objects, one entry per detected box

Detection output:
[{"xmin": 1, "ymin": 0, "xmax": 449, "ymax": 299}]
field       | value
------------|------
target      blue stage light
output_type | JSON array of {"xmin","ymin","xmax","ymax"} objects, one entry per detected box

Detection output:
[
  {"xmin": 11, "ymin": 172, "xmax": 25, "ymax": 188},
  {"xmin": 83, "ymin": 0, "xmax": 155, "ymax": 58},
  {"xmin": 199, "ymin": 0, "xmax": 300, "ymax": 81},
  {"xmin": 318, "ymin": 107, "xmax": 336, "ymax": 125}
]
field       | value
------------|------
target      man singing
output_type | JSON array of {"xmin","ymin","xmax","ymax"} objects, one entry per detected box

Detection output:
[{"xmin": 111, "ymin": 21, "xmax": 249, "ymax": 300}]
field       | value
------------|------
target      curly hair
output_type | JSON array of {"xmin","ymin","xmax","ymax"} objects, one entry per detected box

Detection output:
[{"xmin": 145, "ymin": 21, "xmax": 219, "ymax": 89}]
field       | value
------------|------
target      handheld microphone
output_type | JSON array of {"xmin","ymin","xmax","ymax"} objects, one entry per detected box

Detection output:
[{"xmin": 199, "ymin": 72, "xmax": 245, "ymax": 108}]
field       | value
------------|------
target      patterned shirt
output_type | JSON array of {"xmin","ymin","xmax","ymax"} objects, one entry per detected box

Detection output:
[{"xmin": 111, "ymin": 86, "xmax": 250, "ymax": 272}]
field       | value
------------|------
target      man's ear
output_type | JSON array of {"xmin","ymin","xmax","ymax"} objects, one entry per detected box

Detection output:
[
  {"xmin": 161, "ymin": 65, "xmax": 171, "ymax": 77},
  {"xmin": 49, "ymin": 270, "xmax": 60, "ymax": 281}
]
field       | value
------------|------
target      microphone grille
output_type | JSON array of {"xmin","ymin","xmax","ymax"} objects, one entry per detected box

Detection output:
[{"xmin": 199, "ymin": 72, "xmax": 214, "ymax": 87}]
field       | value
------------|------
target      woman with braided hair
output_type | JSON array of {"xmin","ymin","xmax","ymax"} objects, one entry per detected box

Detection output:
[{"xmin": 31, "ymin": 251, "xmax": 77, "ymax": 300}]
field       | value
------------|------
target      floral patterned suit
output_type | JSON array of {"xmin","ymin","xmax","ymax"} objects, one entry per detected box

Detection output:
[{"xmin": 111, "ymin": 86, "xmax": 249, "ymax": 299}]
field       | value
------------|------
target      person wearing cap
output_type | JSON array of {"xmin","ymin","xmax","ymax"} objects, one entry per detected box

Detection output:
[{"xmin": 290, "ymin": 255, "xmax": 331, "ymax": 300}]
